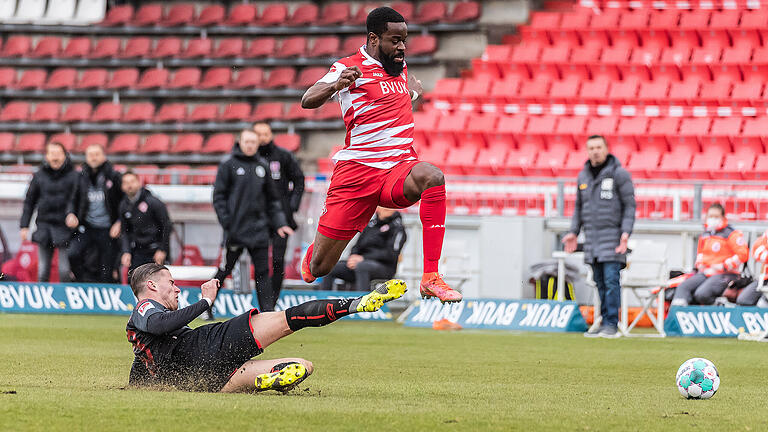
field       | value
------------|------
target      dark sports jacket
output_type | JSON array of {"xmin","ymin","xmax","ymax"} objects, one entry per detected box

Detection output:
[
  {"xmin": 68, "ymin": 161, "xmax": 123, "ymax": 226},
  {"xmin": 213, "ymin": 144, "xmax": 287, "ymax": 249},
  {"xmin": 20, "ymin": 157, "xmax": 79, "ymax": 247},
  {"xmin": 351, "ymin": 212, "xmax": 407, "ymax": 274},
  {"xmin": 258, "ymin": 141, "xmax": 305, "ymax": 230},
  {"xmin": 119, "ymin": 188, "xmax": 172, "ymax": 253}
]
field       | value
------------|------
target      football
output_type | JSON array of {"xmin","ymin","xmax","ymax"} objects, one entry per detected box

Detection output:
[{"xmin": 676, "ymin": 358, "xmax": 720, "ymax": 399}]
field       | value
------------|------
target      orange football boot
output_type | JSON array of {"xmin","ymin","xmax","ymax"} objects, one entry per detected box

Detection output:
[{"xmin": 420, "ymin": 272, "xmax": 463, "ymax": 304}]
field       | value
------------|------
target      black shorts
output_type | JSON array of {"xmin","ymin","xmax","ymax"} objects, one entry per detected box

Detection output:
[{"xmin": 156, "ymin": 308, "xmax": 264, "ymax": 392}]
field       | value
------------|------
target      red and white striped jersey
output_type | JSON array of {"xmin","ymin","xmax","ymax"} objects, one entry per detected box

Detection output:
[{"xmin": 316, "ymin": 46, "xmax": 417, "ymax": 169}]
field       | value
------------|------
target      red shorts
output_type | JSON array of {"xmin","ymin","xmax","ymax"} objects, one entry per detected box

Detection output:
[{"xmin": 318, "ymin": 160, "xmax": 420, "ymax": 240}]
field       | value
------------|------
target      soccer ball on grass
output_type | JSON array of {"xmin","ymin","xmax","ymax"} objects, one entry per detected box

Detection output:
[{"xmin": 676, "ymin": 358, "xmax": 719, "ymax": 399}]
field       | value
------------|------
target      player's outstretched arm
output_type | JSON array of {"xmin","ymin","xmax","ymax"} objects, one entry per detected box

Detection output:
[
  {"xmin": 142, "ymin": 280, "xmax": 219, "ymax": 334},
  {"xmin": 301, "ymin": 66, "xmax": 362, "ymax": 109}
]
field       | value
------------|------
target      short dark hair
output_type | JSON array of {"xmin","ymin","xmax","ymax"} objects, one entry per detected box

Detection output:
[
  {"xmin": 252, "ymin": 121, "xmax": 271, "ymax": 130},
  {"xmin": 708, "ymin": 203, "xmax": 726, "ymax": 217},
  {"xmin": 366, "ymin": 7, "xmax": 405, "ymax": 37},
  {"xmin": 129, "ymin": 262, "xmax": 168, "ymax": 297},
  {"xmin": 45, "ymin": 141, "xmax": 67, "ymax": 154},
  {"xmin": 587, "ymin": 135, "xmax": 608, "ymax": 146},
  {"xmin": 122, "ymin": 170, "xmax": 139, "ymax": 180}
]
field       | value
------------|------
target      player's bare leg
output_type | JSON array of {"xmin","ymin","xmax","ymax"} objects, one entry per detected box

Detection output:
[
  {"xmin": 301, "ymin": 232, "xmax": 351, "ymax": 282},
  {"xmin": 220, "ymin": 357, "xmax": 314, "ymax": 393},
  {"xmin": 403, "ymin": 162, "xmax": 462, "ymax": 303}
]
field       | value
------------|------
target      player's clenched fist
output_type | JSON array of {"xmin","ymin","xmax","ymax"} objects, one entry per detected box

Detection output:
[
  {"xmin": 333, "ymin": 66, "xmax": 362, "ymax": 91},
  {"xmin": 201, "ymin": 279, "xmax": 220, "ymax": 303}
]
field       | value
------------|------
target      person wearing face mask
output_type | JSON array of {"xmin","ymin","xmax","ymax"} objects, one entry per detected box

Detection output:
[
  {"xmin": 672, "ymin": 203, "xmax": 749, "ymax": 306},
  {"xmin": 66, "ymin": 144, "xmax": 123, "ymax": 283},
  {"xmin": 20, "ymin": 141, "xmax": 79, "ymax": 282}
]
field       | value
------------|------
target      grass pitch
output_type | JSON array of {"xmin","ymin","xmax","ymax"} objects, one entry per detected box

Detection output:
[{"xmin": 1, "ymin": 313, "xmax": 766, "ymax": 431}]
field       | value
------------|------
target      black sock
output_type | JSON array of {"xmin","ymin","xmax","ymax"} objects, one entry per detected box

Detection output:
[{"xmin": 284, "ymin": 298, "xmax": 355, "ymax": 331}]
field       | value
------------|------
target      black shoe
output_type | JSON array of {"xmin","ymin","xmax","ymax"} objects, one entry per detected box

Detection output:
[{"xmin": 598, "ymin": 325, "xmax": 621, "ymax": 338}]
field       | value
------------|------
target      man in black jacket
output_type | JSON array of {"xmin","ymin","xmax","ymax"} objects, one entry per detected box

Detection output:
[
  {"xmin": 67, "ymin": 144, "xmax": 123, "ymax": 282},
  {"xmin": 212, "ymin": 129, "xmax": 293, "ymax": 312},
  {"xmin": 254, "ymin": 122, "xmax": 305, "ymax": 303},
  {"xmin": 119, "ymin": 171, "xmax": 172, "ymax": 271},
  {"xmin": 321, "ymin": 208, "xmax": 407, "ymax": 291},
  {"xmin": 20, "ymin": 141, "xmax": 79, "ymax": 282}
]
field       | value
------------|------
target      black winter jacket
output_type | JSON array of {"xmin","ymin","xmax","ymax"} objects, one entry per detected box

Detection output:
[
  {"xmin": 68, "ymin": 161, "xmax": 123, "ymax": 226},
  {"xmin": 351, "ymin": 212, "xmax": 407, "ymax": 274},
  {"xmin": 258, "ymin": 141, "xmax": 305, "ymax": 230},
  {"xmin": 213, "ymin": 145, "xmax": 287, "ymax": 248},
  {"xmin": 119, "ymin": 188, "xmax": 172, "ymax": 253},
  {"xmin": 20, "ymin": 157, "xmax": 79, "ymax": 247}
]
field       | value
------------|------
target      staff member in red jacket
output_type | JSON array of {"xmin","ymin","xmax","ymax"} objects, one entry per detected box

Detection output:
[{"xmin": 672, "ymin": 203, "xmax": 749, "ymax": 306}]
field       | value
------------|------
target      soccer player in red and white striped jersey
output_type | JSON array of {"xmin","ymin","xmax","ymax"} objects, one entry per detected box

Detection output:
[{"xmin": 300, "ymin": 7, "xmax": 461, "ymax": 303}]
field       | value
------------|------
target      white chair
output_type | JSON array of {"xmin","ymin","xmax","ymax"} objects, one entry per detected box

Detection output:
[
  {"xmin": 0, "ymin": 0, "xmax": 17, "ymax": 21},
  {"xmin": 39, "ymin": 0, "xmax": 75, "ymax": 23},
  {"xmin": 620, "ymin": 240, "xmax": 668, "ymax": 337},
  {"xmin": 70, "ymin": 0, "xmax": 104, "ymax": 24},
  {"xmin": 738, "ymin": 266, "xmax": 768, "ymax": 342},
  {"xmin": 9, "ymin": 0, "xmax": 45, "ymax": 22}
]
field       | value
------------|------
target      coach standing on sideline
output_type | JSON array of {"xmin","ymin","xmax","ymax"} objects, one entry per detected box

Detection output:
[
  {"xmin": 253, "ymin": 122, "xmax": 305, "ymax": 302},
  {"xmin": 20, "ymin": 141, "xmax": 79, "ymax": 282},
  {"xmin": 119, "ymin": 171, "xmax": 172, "ymax": 271},
  {"xmin": 67, "ymin": 144, "xmax": 123, "ymax": 282},
  {"xmin": 562, "ymin": 135, "xmax": 635, "ymax": 339},
  {"xmin": 213, "ymin": 129, "xmax": 293, "ymax": 312}
]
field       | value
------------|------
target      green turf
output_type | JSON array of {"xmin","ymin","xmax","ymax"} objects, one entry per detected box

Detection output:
[{"xmin": 0, "ymin": 313, "xmax": 765, "ymax": 431}]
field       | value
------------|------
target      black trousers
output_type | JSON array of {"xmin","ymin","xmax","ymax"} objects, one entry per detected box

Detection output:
[
  {"xmin": 214, "ymin": 243, "xmax": 275, "ymax": 311},
  {"xmin": 270, "ymin": 233, "xmax": 288, "ymax": 305},
  {"xmin": 69, "ymin": 227, "xmax": 119, "ymax": 283},
  {"xmin": 130, "ymin": 246, "xmax": 158, "ymax": 271},
  {"xmin": 320, "ymin": 259, "xmax": 393, "ymax": 292}
]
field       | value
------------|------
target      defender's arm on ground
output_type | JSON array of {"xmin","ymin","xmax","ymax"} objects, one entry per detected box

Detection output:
[{"xmin": 301, "ymin": 66, "xmax": 362, "ymax": 109}]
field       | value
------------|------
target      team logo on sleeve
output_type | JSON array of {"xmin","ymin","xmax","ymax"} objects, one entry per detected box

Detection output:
[
  {"xmin": 138, "ymin": 202, "xmax": 148, "ymax": 213},
  {"xmin": 138, "ymin": 301, "xmax": 154, "ymax": 316},
  {"xmin": 255, "ymin": 166, "xmax": 266, "ymax": 178},
  {"xmin": 270, "ymin": 161, "xmax": 281, "ymax": 180}
]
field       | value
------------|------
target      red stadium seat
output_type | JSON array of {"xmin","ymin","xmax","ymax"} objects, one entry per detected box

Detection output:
[
  {"xmin": 0, "ymin": 133, "xmax": 13, "ymax": 151},
  {"xmin": 197, "ymin": 5, "xmax": 225, "ymax": 26},
  {"xmin": 31, "ymin": 102, "xmax": 60, "ymax": 122},
  {"xmin": 152, "ymin": 37, "xmax": 182, "ymax": 58},
  {"xmin": 62, "ymin": 102, "xmax": 92, "ymax": 122},
  {"xmin": 318, "ymin": 2, "xmax": 350, "ymax": 25},
  {"xmin": 141, "ymin": 134, "xmax": 170, "ymax": 153},
  {"xmin": 626, "ymin": 149, "xmax": 661, "ymax": 177},
  {"xmin": 77, "ymin": 68, "xmax": 108, "ymax": 89},
  {"xmin": 1, "ymin": 36, "xmax": 30, "ymax": 57},
  {"xmin": 289, "ymin": 4, "xmax": 319, "ymax": 26},
  {"xmin": 719, "ymin": 154, "xmax": 755, "ymax": 180},
  {"xmin": 409, "ymin": 35, "xmax": 438, "ymax": 56},
  {"xmin": 474, "ymin": 145, "xmax": 508, "ymax": 175},
  {"xmin": 636, "ymin": 78, "xmax": 670, "ymax": 103},
  {"xmin": 616, "ymin": 117, "xmax": 648, "ymax": 137},
  {"xmin": 691, "ymin": 47, "xmax": 721, "ymax": 65},
  {"xmin": 212, "ymin": 38, "xmax": 244, "ymax": 58},
  {"xmin": 61, "ymin": 37, "xmax": 91, "ymax": 58},
  {"xmin": 297, "ymin": 67, "xmax": 327, "ymax": 88},
  {"xmin": 274, "ymin": 134, "xmax": 300, "ymax": 152},
  {"xmin": 156, "ymin": 103, "xmax": 187, "ymax": 123},
  {"xmin": 315, "ymin": 102, "xmax": 340, "ymax": 120},
  {"xmin": 198, "ymin": 67, "xmax": 232, "ymax": 89},
  {"xmin": 619, "ymin": 10, "xmax": 650, "ymax": 29},
  {"xmin": 444, "ymin": 146, "xmax": 479, "ymax": 175},
  {"xmin": 163, "ymin": 4, "xmax": 195, "ymax": 26},
  {"xmin": 110, "ymin": 134, "xmax": 140, "ymax": 153},
  {"xmin": 45, "ymin": 68, "xmax": 77, "ymax": 89},
  {"xmin": 284, "ymin": 102, "xmax": 313, "ymax": 121},
  {"xmin": 721, "ymin": 46, "xmax": 753, "ymax": 65},
  {"xmin": 252, "ymin": 102, "xmax": 286, "ymax": 121},
  {"xmin": 16, "ymin": 69, "xmax": 46, "ymax": 89},
  {"xmin": 732, "ymin": 80, "xmax": 763, "ymax": 103},
  {"xmin": 0, "ymin": 68, "xmax": 15, "ymax": 88},
  {"xmin": 259, "ymin": 4, "xmax": 288, "ymax": 26},
  {"xmin": 165, "ymin": 165, "xmax": 192, "ymax": 185},
  {"xmin": 168, "ymin": 67, "xmax": 201, "ymax": 88},
  {"xmin": 275, "ymin": 36, "xmax": 307, "ymax": 58},
  {"xmin": 231, "ymin": 67, "xmax": 264, "ymax": 89},
  {"xmin": 540, "ymin": 43, "xmax": 571, "ymax": 64},
  {"xmin": 133, "ymin": 165, "xmax": 160, "ymax": 184},
  {"xmin": 171, "ymin": 134, "xmax": 204, "ymax": 153},
  {"xmin": 414, "ymin": 1, "xmax": 447, "ymax": 24},
  {"xmin": 189, "ymin": 104, "xmax": 219, "ymax": 122},
  {"xmin": 92, "ymin": 102, "xmax": 122, "ymax": 122},
  {"xmin": 431, "ymin": 78, "xmax": 462, "ymax": 100},
  {"xmin": 79, "ymin": 134, "xmax": 108, "ymax": 152},
  {"xmin": 16, "ymin": 134, "xmax": 46, "ymax": 153},
  {"xmin": 526, "ymin": 116, "xmax": 557, "ymax": 135},
  {"xmin": 264, "ymin": 67, "xmax": 296, "ymax": 89},
  {"xmin": 48, "ymin": 133, "xmax": 76, "ymax": 151},
  {"xmin": 192, "ymin": 166, "xmax": 218, "ymax": 185},
  {"xmin": 570, "ymin": 44, "xmax": 602, "ymax": 63},
  {"xmin": 351, "ymin": 3, "xmax": 378, "ymax": 25},
  {"xmin": 226, "ymin": 4, "xmax": 258, "ymax": 26},
  {"xmin": 134, "ymin": 4, "xmax": 163, "ymax": 27},
  {"xmin": 136, "ymin": 68, "xmax": 169, "ymax": 89},
  {"xmin": 202, "ymin": 133, "xmax": 235, "ymax": 153},
  {"xmin": 181, "ymin": 38, "xmax": 212, "ymax": 58},
  {"xmin": 391, "ymin": 2, "xmax": 414, "ymax": 21},
  {"xmin": 30, "ymin": 37, "xmax": 62, "ymax": 58},
  {"xmin": 221, "ymin": 103, "xmax": 252, "ymax": 121},
  {"xmin": 578, "ymin": 80, "xmax": 610, "ymax": 101},
  {"xmin": 554, "ymin": 116, "xmax": 586, "ymax": 136},
  {"xmin": 100, "ymin": 5, "xmax": 133, "ymax": 26},
  {"xmin": 308, "ymin": 36, "xmax": 341, "ymax": 57},
  {"xmin": 586, "ymin": 117, "xmax": 618, "ymax": 136},
  {"xmin": 90, "ymin": 38, "xmax": 121, "ymax": 59},
  {"xmin": 668, "ymin": 78, "xmax": 702, "ymax": 102},
  {"xmin": 0, "ymin": 102, "xmax": 30, "ymax": 122},
  {"xmin": 447, "ymin": 1, "xmax": 480, "ymax": 23},
  {"xmin": 246, "ymin": 37, "xmax": 277, "ymax": 58},
  {"xmin": 742, "ymin": 117, "xmax": 768, "ymax": 137},
  {"xmin": 607, "ymin": 79, "xmax": 640, "ymax": 101},
  {"xmin": 121, "ymin": 37, "xmax": 152, "ymax": 58},
  {"xmin": 342, "ymin": 36, "xmax": 366, "ymax": 55},
  {"xmin": 124, "ymin": 103, "xmax": 155, "ymax": 122},
  {"xmin": 600, "ymin": 46, "xmax": 631, "ymax": 64},
  {"xmin": 699, "ymin": 77, "xmax": 732, "ymax": 103},
  {"xmin": 679, "ymin": 118, "xmax": 712, "ymax": 138},
  {"xmin": 510, "ymin": 43, "xmax": 542, "ymax": 64}
]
